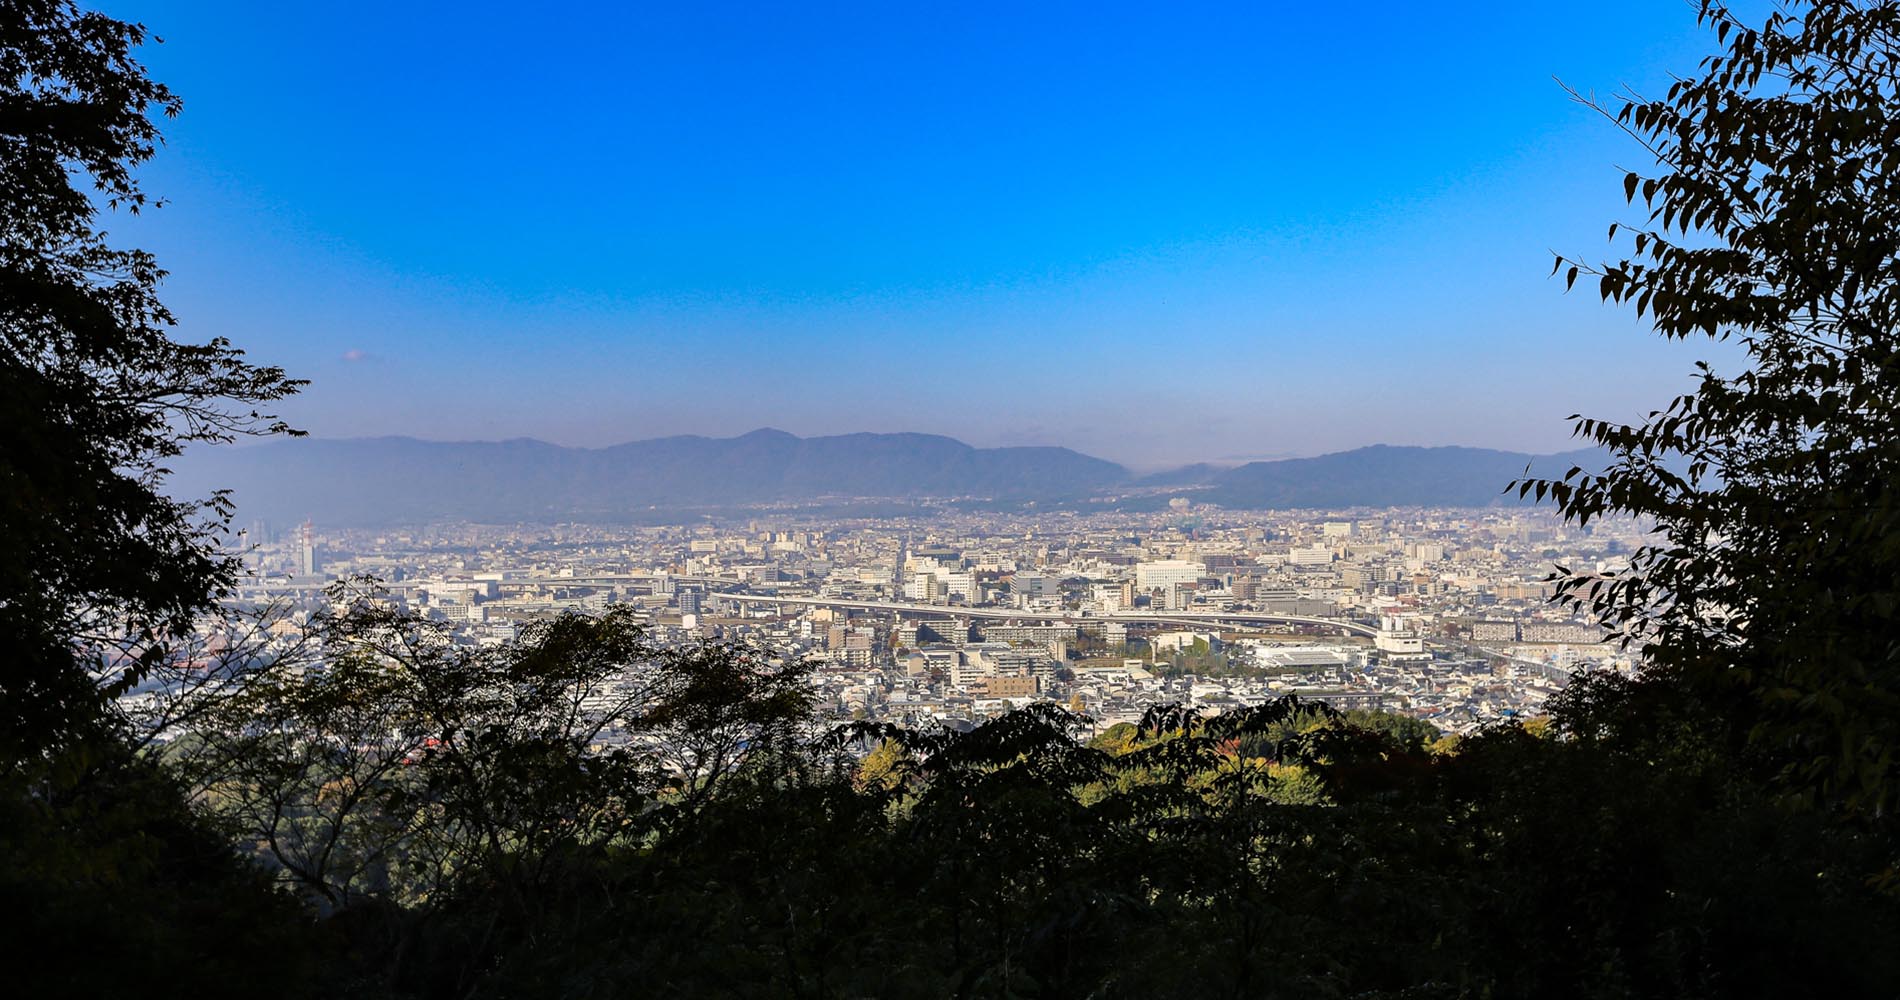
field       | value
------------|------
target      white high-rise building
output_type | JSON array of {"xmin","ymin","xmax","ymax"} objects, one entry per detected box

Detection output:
[
  {"xmin": 297, "ymin": 519, "xmax": 319, "ymax": 576},
  {"xmin": 1287, "ymin": 544, "xmax": 1333, "ymax": 566},
  {"xmin": 1135, "ymin": 559, "xmax": 1203, "ymax": 591}
]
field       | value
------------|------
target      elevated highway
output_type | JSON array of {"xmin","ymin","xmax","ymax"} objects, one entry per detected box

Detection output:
[
  {"xmin": 491, "ymin": 572, "xmax": 744, "ymax": 590},
  {"xmin": 707, "ymin": 592, "xmax": 1381, "ymax": 638}
]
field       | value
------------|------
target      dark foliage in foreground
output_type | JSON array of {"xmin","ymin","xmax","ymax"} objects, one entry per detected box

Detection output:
[
  {"xmin": 1528, "ymin": 0, "xmax": 1900, "ymax": 824},
  {"xmin": 0, "ymin": 2, "xmax": 307, "ymax": 991},
  {"xmin": 428, "ymin": 694, "xmax": 1896, "ymax": 1000},
  {"xmin": 163, "ymin": 620, "xmax": 1898, "ymax": 999},
  {"xmin": 21, "ymin": 606, "xmax": 1900, "ymax": 998},
  {"xmin": 0, "ymin": 0, "xmax": 301, "ymax": 755}
]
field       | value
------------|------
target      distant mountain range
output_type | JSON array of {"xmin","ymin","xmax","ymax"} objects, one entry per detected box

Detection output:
[
  {"xmin": 169, "ymin": 429, "xmax": 1605, "ymax": 526},
  {"xmin": 1185, "ymin": 444, "xmax": 1606, "ymax": 509}
]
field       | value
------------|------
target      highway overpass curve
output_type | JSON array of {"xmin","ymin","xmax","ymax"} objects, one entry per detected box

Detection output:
[{"xmin": 709, "ymin": 592, "xmax": 1380, "ymax": 637}]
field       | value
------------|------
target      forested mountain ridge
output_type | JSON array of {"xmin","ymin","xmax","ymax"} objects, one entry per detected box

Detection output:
[
  {"xmin": 171, "ymin": 429, "xmax": 1127, "ymax": 523},
  {"xmin": 1194, "ymin": 444, "xmax": 1609, "ymax": 508},
  {"xmin": 175, "ymin": 431, "xmax": 1606, "ymax": 524}
]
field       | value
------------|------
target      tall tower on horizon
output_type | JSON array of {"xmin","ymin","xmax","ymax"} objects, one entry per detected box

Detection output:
[
  {"xmin": 893, "ymin": 532, "xmax": 909, "ymax": 593},
  {"xmin": 297, "ymin": 519, "xmax": 318, "ymax": 577}
]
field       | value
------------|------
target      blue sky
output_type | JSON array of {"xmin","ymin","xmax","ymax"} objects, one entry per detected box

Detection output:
[{"xmin": 116, "ymin": 1, "xmax": 1743, "ymax": 468}]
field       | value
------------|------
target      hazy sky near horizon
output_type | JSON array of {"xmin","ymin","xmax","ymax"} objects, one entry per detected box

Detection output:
[{"xmin": 115, "ymin": 1, "xmax": 1749, "ymax": 469}]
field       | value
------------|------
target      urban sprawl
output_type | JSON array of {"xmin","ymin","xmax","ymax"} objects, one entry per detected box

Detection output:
[{"xmin": 192, "ymin": 505, "xmax": 1638, "ymax": 738}]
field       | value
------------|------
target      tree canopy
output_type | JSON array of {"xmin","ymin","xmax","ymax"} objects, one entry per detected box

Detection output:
[
  {"xmin": 1529, "ymin": 0, "xmax": 1900, "ymax": 825},
  {"xmin": 0, "ymin": 0, "xmax": 302, "ymax": 754}
]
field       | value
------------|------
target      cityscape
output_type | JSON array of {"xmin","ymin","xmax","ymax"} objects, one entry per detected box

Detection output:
[{"xmin": 177, "ymin": 502, "xmax": 1639, "ymax": 742}]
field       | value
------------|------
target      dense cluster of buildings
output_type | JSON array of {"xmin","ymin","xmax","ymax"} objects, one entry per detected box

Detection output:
[{"xmin": 218, "ymin": 504, "xmax": 1640, "ymax": 737}]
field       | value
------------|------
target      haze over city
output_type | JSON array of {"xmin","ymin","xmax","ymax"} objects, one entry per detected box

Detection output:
[{"xmin": 120, "ymin": 0, "xmax": 1742, "ymax": 467}]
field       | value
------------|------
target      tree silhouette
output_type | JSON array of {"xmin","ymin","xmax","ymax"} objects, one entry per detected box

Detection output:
[
  {"xmin": 0, "ymin": 0, "xmax": 302, "ymax": 755},
  {"xmin": 1525, "ymin": 0, "xmax": 1900, "ymax": 826},
  {"xmin": 0, "ymin": 7, "xmax": 310, "ymax": 995}
]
